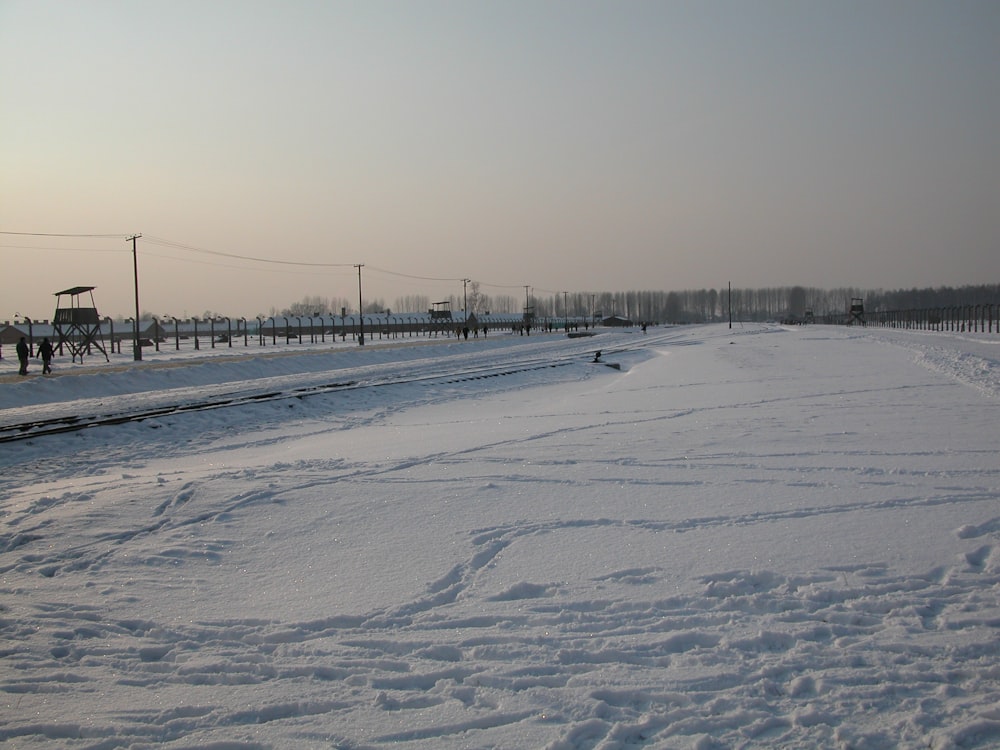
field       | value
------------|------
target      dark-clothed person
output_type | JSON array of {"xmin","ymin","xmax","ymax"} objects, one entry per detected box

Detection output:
[
  {"xmin": 16, "ymin": 337, "xmax": 30, "ymax": 376},
  {"xmin": 37, "ymin": 337, "xmax": 54, "ymax": 374}
]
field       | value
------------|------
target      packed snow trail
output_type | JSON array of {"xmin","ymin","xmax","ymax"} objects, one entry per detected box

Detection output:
[{"xmin": 1, "ymin": 324, "xmax": 998, "ymax": 748}]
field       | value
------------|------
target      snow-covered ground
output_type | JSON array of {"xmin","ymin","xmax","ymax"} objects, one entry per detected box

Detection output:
[{"xmin": 1, "ymin": 323, "xmax": 998, "ymax": 749}]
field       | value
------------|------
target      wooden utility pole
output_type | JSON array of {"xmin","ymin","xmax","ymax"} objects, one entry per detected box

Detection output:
[
  {"xmin": 128, "ymin": 234, "xmax": 142, "ymax": 360},
  {"xmin": 355, "ymin": 264, "xmax": 365, "ymax": 346}
]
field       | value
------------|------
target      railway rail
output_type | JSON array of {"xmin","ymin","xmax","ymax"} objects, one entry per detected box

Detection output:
[
  {"xmin": 0, "ymin": 342, "xmax": 622, "ymax": 444},
  {"xmin": 0, "ymin": 325, "xmax": 735, "ymax": 444}
]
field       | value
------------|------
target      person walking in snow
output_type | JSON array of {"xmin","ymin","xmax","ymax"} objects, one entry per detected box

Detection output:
[
  {"xmin": 36, "ymin": 337, "xmax": 54, "ymax": 374},
  {"xmin": 16, "ymin": 336, "xmax": 30, "ymax": 375}
]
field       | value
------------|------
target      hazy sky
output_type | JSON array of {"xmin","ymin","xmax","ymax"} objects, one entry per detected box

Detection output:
[{"xmin": 2, "ymin": 0, "xmax": 998, "ymax": 319}]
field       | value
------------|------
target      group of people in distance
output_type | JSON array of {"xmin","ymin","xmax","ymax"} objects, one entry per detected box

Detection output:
[{"xmin": 15, "ymin": 336, "xmax": 54, "ymax": 376}]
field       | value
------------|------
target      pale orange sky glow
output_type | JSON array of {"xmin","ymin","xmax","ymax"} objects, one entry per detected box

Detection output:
[{"xmin": 2, "ymin": 1, "xmax": 997, "ymax": 319}]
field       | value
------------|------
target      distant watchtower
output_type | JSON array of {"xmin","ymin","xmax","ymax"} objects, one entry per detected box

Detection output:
[
  {"xmin": 430, "ymin": 300, "xmax": 453, "ymax": 320},
  {"xmin": 52, "ymin": 286, "xmax": 110, "ymax": 362},
  {"xmin": 848, "ymin": 297, "xmax": 866, "ymax": 326}
]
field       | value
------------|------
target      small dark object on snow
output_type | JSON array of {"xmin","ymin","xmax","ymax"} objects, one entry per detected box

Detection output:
[{"xmin": 592, "ymin": 350, "xmax": 602, "ymax": 362}]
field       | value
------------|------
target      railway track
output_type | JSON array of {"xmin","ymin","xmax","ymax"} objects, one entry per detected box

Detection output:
[
  {"xmin": 0, "ymin": 350, "xmax": 590, "ymax": 444},
  {"xmin": 0, "ymin": 325, "xmax": 721, "ymax": 445}
]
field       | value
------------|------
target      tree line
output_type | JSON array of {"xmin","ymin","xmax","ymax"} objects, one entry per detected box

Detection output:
[{"xmin": 264, "ymin": 284, "xmax": 1000, "ymax": 324}]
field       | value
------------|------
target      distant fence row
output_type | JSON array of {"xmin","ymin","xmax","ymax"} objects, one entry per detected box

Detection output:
[
  {"xmin": 2, "ymin": 313, "xmax": 605, "ymax": 360},
  {"xmin": 820, "ymin": 304, "xmax": 999, "ymax": 333},
  {"xmin": 136, "ymin": 314, "xmax": 543, "ymax": 353}
]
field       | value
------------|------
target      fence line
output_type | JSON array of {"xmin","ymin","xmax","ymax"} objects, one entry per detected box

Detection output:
[
  {"xmin": 2, "ymin": 312, "xmax": 612, "ymax": 360},
  {"xmin": 117, "ymin": 315, "xmax": 542, "ymax": 355},
  {"xmin": 821, "ymin": 304, "xmax": 998, "ymax": 333}
]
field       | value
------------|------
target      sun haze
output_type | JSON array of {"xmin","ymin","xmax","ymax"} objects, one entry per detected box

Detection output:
[{"xmin": 2, "ymin": 1, "xmax": 997, "ymax": 319}]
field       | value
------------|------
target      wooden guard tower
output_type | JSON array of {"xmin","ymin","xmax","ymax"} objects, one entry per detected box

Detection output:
[
  {"xmin": 53, "ymin": 286, "xmax": 110, "ymax": 362},
  {"xmin": 848, "ymin": 297, "xmax": 866, "ymax": 326}
]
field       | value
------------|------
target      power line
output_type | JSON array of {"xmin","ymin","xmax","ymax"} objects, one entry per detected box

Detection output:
[
  {"xmin": 366, "ymin": 266, "xmax": 533, "ymax": 293},
  {"xmin": 2, "ymin": 229, "xmax": 541, "ymax": 301},
  {"xmin": 0, "ymin": 231, "xmax": 127, "ymax": 238},
  {"xmin": 367, "ymin": 265, "xmax": 463, "ymax": 283},
  {"xmin": 140, "ymin": 248, "xmax": 356, "ymax": 276},
  {"xmin": 143, "ymin": 235, "xmax": 355, "ymax": 268},
  {"xmin": 0, "ymin": 244, "xmax": 127, "ymax": 253},
  {"xmin": 476, "ymin": 280, "xmax": 533, "ymax": 291}
]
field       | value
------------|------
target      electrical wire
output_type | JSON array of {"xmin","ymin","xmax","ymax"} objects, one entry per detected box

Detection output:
[
  {"xmin": 144, "ymin": 235, "xmax": 354, "ymax": 268},
  {"xmin": 0, "ymin": 244, "xmax": 127, "ymax": 253},
  {"xmin": 0, "ymin": 231, "xmax": 128, "ymax": 238},
  {"xmin": 141, "ymin": 248, "xmax": 359, "ymax": 277},
  {"xmin": 366, "ymin": 265, "xmax": 462, "ymax": 283},
  {"xmin": 3, "ymin": 230, "xmax": 548, "ymax": 299}
]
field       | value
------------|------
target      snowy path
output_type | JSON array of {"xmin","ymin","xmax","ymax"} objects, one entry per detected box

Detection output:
[{"xmin": 1, "ymin": 324, "xmax": 998, "ymax": 748}]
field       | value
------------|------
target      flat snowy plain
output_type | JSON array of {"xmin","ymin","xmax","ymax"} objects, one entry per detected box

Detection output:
[{"xmin": 1, "ymin": 323, "xmax": 998, "ymax": 749}]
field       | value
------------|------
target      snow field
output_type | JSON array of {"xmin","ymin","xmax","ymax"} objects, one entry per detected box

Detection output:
[{"xmin": 1, "ymin": 324, "xmax": 998, "ymax": 748}]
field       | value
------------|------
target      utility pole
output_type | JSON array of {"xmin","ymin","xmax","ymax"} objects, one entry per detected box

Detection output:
[
  {"xmin": 462, "ymin": 278, "xmax": 470, "ymax": 319},
  {"xmin": 563, "ymin": 291, "xmax": 568, "ymax": 331},
  {"xmin": 127, "ymin": 234, "xmax": 142, "ymax": 360},
  {"xmin": 728, "ymin": 281, "xmax": 732, "ymax": 329},
  {"xmin": 356, "ymin": 264, "xmax": 365, "ymax": 346}
]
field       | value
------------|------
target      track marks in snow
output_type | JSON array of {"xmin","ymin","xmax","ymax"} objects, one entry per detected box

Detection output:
[
  {"xmin": 0, "ymin": 470, "xmax": 301, "ymax": 579},
  {"xmin": 8, "ymin": 533, "xmax": 995, "ymax": 748}
]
